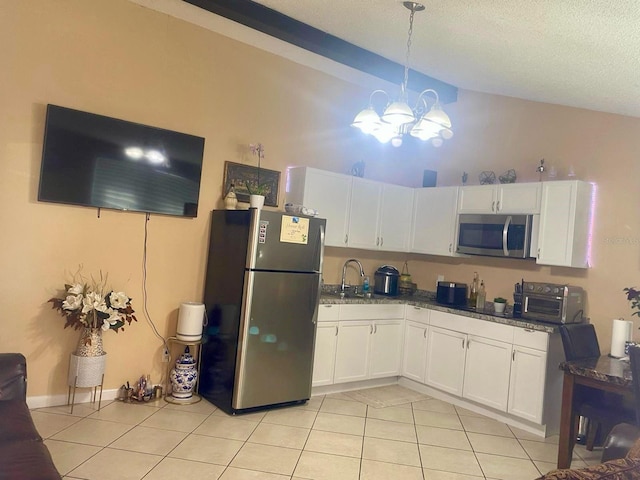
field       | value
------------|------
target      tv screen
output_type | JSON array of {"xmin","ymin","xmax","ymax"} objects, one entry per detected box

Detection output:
[{"xmin": 38, "ymin": 104, "xmax": 205, "ymax": 218}]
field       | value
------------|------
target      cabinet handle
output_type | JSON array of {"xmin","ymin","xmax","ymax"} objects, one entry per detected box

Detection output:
[
  {"xmin": 345, "ymin": 234, "xmax": 348, "ymax": 244},
  {"xmin": 325, "ymin": 304, "xmax": 333, "ymax": 308},
  {"xmin": 335, "ymin": 326, "xmax": 338, "ymax": 336},
  {"xmin": 461, "ymin": 338, "xmax": 465, "ymax": 349},
  {"xmin": 512, "ymin": 350, "xmax": 516, "ymax": 361},
  {"xmin": 370, "ymin": 325, "xmax": 374, "ymax": 334},
  {"xmin": 380, "ymin": 237, "xmax": 383, "ymax": 246},
  {"xmin": 376, "ymin": 237, "xmax": 379, "ymax": 246},
  {"xmin": 466, "ymin": 338, "xmax": 470, "ymax": 349},
  {"xmin": 537, "ymin": 248, "xmax": 540, "ymax": 259},
  {"xmin": 524, "ymin": 328, "xmax": 534, "ymax": 333},
  {"xmin": 492, "ymin": 201, "xmax": 495, "ymax": 212},
  {"xmin": 496, "ymin": 201, "xmax": 501, "ymax": 211},
  {"xmin": 374, "ymin": 324, "xmax": 377, "ymax": 334},
  {"xmin": 424, "ymin": 329, "xmax": 427, "ymax": 338},
  {"xmin": 414, "ymin": 306, "xmax": 421, "ymax": 310},
  {"xmin": 449, "ymin": 243, "xmax": 452, "ymax": 252}
]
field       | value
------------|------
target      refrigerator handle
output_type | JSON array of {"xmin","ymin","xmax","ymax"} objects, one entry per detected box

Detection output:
[{"xmin": 311, "ymin": 224, "xmax": 326, "ymax": 325}]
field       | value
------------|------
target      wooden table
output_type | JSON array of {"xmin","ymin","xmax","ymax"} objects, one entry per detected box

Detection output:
[{"xmin": 557, "ymin": 356, "xmax": 632, "ymax": 469}]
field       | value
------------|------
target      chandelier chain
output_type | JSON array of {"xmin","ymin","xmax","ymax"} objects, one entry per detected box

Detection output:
[{"xmin": 402, "ymin": 6, "xmax": 416, "ymax": 99}]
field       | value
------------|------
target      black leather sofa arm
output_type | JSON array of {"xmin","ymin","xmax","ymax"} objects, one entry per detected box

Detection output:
[{"xmin": 0, "ymin": 353, "xmax": 27, "ymax": 401}]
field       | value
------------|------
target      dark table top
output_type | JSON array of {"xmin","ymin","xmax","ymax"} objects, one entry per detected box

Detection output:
[{"xmin": 560, "ymin": 356, "xmax": 632, "ymax": 388}]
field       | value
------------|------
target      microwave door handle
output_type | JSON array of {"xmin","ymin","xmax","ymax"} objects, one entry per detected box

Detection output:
[{"xmin": 503, "ymin": 215, "xmax": 512, "ymax": 256}]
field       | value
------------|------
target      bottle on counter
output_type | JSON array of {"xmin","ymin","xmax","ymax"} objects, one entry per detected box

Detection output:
[
  {"xmin": 469, "ymin": 272, "xmax": 479, "ymax": 308},
  {"xmin": 362, "ymin": 276, "xmax": 371, "ymax": 298},
  {"xmin": 476, "ymin": 280, "xmax": 486, "ymax": 311}
]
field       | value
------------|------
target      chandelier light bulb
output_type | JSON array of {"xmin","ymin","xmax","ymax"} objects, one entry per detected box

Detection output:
[{"xmin": 391, "ymin": 136, "xmax": 404, "ymax": 147}]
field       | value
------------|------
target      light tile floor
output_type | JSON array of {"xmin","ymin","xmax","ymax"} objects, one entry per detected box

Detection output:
[{"xmin": 32, "ymin": 389, "xmax": 603, "ymax": 480}]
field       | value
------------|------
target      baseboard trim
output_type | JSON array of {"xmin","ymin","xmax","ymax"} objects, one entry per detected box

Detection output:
[{"xmin": 27, "ymin": 389, "xmax": 120, "ymax": 410}]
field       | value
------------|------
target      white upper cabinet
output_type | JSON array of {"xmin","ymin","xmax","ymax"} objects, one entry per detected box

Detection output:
[
  {"xmin": 411, "ymin": 187, "xmax": 459, "ymax": 256},
  {"xmin": 347, "ymin": 178, "xmax": 382, "ymax": 250},
  {"xmin": 288, "ymin": 167, "xmax": 413, "ymax": 252},
  {"xmin": 348, "ymin": 178, "xmax": 413, "ymax": 251},
  {"xmin": 536, "ymin": 180, "xmax": 594, "ymax": 268},
  {"xmin": 286, "ymin": 167, "xmax": 351, "ymax": 247},
  {"xmin": 378, "ymin": 183, "xmax": 414, "ymax": 252},
  {"xmin": 458, "ymin": 184, "xmax": 541, "ymax": 214}
]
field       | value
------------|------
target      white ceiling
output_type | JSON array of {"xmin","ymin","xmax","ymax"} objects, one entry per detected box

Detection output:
[{"xmin": 251, "ymin": 0, "xmax": 640, "ymax": 118}]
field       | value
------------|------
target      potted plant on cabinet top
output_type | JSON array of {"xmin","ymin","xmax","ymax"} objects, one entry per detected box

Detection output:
[{"xmin": 247, "ymin": 143, "xmax": 270, "ymax": 209}]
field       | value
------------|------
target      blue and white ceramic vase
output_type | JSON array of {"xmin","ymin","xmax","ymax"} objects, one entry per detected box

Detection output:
[{"xmin": 169, "ymin": 347, "xmax": 198, "ymax": 399}]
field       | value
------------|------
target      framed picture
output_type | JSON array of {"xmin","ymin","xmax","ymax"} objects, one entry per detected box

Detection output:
[{"xmin": 223, "ymin": 161, "xmax": 280, "ymax": 207}]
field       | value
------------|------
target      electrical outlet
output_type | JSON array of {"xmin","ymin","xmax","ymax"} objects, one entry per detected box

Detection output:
[{"xmin": 162, "ymin": 349, "xmax": 170, "ymax": 362}]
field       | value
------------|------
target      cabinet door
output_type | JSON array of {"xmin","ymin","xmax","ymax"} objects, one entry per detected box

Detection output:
[
  {"xmin": 379, "ymin": 184, "xmax": 414, "ymax": 252},
  {"xmin": 462, "ymin": 335, "xmax": 513, "ymax": 412},
  {"xmin": 497, "ymin": 184, "xmax": 541, "ymax": 214},
  {"xmin": 334, "ymin": 321, "xmax": 371, "ymax": 383},
  {"xmin": 411, "ymin": 187, "xmax": 459, "ymax": 256},
  {"xmin": 347, "ymin": 178, "xmax": 381, "ymax": 249},
  {"xmin": 402, "ymin": 320, "xmax": 428, "ymax": 383},
  {"xmin": 287, "ymin": 168, "xmax": 351, "ymax": 247},
  {"xmin": 508, "ymin": 345, "xmax": 547, "ymax": 423},
  {"xmin": 537, "ymin": 181, "xmax": 592, "ymax": 268},
  {"xmin": 369, "ymin": 320, "xmax": 404, "ymax": 378},
  {"xmin": 458, "ymin": 186, "xmax": 496, "ymax": 214},
  {"xmin": 312, "ymin": 322, "xmax": 338, "ymax": 387},
  {"xmin": 425, "ymin": 327, "xmax": 466, "ymax": 396}
]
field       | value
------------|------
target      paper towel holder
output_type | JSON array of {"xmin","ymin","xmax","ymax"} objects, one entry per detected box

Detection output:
[{"xmin": 176, "ymin": 302, "xmax": 206, "ymax": 342}]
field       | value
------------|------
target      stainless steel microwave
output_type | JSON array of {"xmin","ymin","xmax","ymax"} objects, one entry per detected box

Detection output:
[{"xmin": 457, "ymin": 214, "xmax": 533, "ymax": 258}]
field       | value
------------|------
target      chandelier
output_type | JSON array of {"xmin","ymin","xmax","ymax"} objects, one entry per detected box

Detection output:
[{"xmin": 351, "ymin": 2, "xmax": 453, "ymax": 148}]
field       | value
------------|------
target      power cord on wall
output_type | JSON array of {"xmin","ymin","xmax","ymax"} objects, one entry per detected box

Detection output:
[{"xmin": 141, "ymin": 213, "xmax": 170, "ymax": 385}]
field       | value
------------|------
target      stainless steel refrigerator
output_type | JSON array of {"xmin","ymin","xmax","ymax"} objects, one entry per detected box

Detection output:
[{"xmin": 199, "ymin": 209, "xmax": 326, "ymax": 414}]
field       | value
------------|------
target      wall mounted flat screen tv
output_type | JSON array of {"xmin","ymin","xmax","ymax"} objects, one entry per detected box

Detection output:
[{"xmin": 38, "ymin": 104, "xmax": 205, "ymax": 218}]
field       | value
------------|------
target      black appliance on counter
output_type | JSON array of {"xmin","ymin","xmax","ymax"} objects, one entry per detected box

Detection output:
[
  {"xmin": 374, "ymin": 265, "xmax": 400, "ymax": 296},
  {"xmin": 436, "ymin": 282, "xmax": 468, "ymax": 306}
]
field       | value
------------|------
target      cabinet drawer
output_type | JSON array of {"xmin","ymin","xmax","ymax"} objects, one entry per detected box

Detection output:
[
  {"xmin": 513, "ymin": 328, "xmax": 548, "ymax": 351},
  {"xmin": 318, "ymin": 304, "xmax": 340, "ymax": 321},
  {"xmin": 405, "ymin": 305, "xmax": 430, "ymax": 325},
  {"xmin": 430, "ymin": 310, "xmax": 514, "ymax": 343},
  {"xmin": 340, "ymin": 304, "xmax": 405, "ymax": 320}
]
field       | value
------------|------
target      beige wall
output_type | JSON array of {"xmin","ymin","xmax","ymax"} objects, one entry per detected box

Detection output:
[{"xmin": 2, "ymin": 0, "xmax": 639, "ymax": 398}]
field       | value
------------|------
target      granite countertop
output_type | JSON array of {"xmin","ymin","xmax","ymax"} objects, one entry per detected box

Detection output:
[
  {"xmin": 559, "ymin": 356, "xmax": 632, "ymax": 387},
  {"xmin": 320, "ymin": 288, "xmax": 559, "ymax": 333}
]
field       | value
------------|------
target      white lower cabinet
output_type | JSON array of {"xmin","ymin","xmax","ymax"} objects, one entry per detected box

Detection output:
[
  {"xmin": 334, "ymin": 321, "xmax": 372, "ymax": 383},
  {"xmin": 312, "ymin": 322, "xmax": 338, "ymax": 387},
  {"xmin": 462, "ymin": 335, "xmax": 513, "ymax": 412},
  {"xmin": 507, "ymin": 329, "xmax": 549, "ymax": 423},
  {"xmin": 334, "ymin": 319, "xmax": 404, "ymax": 383},
  {"xmin": 314, "ymin": 304, "xmax": 404, "ymax": 386},
  {"xmin": 369, "ymin": 320, "xmax": 404, "ymax": 378},
  {"xmin": 425, "ymin": 326, "xmax": 467, "ymax": 396},
  {"xmin": 402, "ymin": 320, "xmax": 429, "ymax": 383}
]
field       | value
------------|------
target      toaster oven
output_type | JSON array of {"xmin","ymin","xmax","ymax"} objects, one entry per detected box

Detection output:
[{"xmin": 521, "ymin": 281, "xmax": 585, "ymax": 324}]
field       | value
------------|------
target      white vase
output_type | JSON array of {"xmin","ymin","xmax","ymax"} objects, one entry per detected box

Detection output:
[
  {"xmin": 249, "ymin": 194, "xmax": 265, "ymax": 209},
  {"xmin": 224, "ymin": 187, "xmax": 237, "ymax": 210},
  {"xmin": 494, "ymin": 302, "xmax": 506, "ymax": 314}
]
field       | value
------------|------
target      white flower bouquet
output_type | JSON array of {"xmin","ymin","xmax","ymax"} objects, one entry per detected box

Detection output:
[{"xmin": 49, "ymin": 273, "xmax": 137, "ymax": 332}]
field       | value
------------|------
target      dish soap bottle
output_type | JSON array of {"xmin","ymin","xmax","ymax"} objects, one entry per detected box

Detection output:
[
  {"xmin": 469, "ymin": 272, "xmax": 479, "ymax": 308},
  {"xmin": 476, "ymin": 280, "xmax": 486, "ymax": 311},
  {"xmin": 362, "ymin": 276, "xmax": 371, "ymax": 298}
]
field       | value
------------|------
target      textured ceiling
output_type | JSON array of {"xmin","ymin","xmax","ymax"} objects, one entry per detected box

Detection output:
[{"xmin": 250, "ymin": 0, "xmax": 640, "ymax": 118}]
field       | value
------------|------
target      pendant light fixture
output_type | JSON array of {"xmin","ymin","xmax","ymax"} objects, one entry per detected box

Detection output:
[{"xmin": 351, "ymin": 2, "xmax": 453, "ymax": 147}]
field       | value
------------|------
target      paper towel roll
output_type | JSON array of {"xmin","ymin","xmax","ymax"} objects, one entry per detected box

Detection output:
[
  {"xmin": 176, "ymin": 302, "xmax": 206, "ymax": 342},
  {"xmin": 610, "ymin": 318, "xmax": 633, "ymax": 358}
]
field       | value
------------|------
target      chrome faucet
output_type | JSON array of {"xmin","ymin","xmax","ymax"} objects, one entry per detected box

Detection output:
[{"xmin": 340, "ymin": 259, "xmax": 365, "ymax": 297}]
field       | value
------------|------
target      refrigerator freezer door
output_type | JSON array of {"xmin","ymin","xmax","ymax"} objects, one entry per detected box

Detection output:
[
  {"xmin": 249, "ymin": 210, "xmax": 326, "ymax": 273},
  {"xmin": 234, "ymin": 270, "xmax": 320, "ymax": 410}
]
